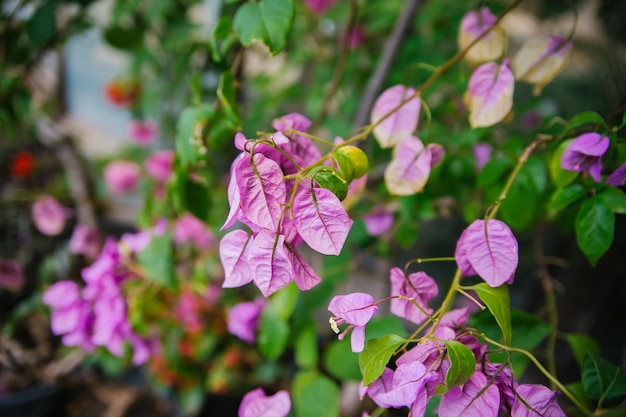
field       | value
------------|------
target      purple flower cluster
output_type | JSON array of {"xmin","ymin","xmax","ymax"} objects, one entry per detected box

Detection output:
[
  {"xmin": 361, "ymin": 308, "xmax": 566, "ymax": 417},
  {"xmin": 219, "ymin": 113, "xmax": 353, "ymax": 297},
  {"xmin": 43, "ymin": 238, "xmax": 154, "ymax": 365}
]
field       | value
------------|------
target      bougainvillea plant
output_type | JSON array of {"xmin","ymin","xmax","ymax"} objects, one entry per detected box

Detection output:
[{"xmin": 7, "ymin": 0, "xmax": 624, "ymax": 416}]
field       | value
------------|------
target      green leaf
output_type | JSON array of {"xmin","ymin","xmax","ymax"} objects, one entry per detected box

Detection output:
[
  {"xmin": 103, "ymin": 25, "xmax": 144, "ymax": 51},
  {"xmin": 233, "ymin": 0, "xmax": 294, "ymax": 55},
  {"xmin": 257, "ymin": 307, "xmax": 289, "ymax": 360},
  {"xmin": 176, "ymin": 105, "xmax": 214, "ymax": 166},
  {"xmin": 293, "ymin": 371, "xmax": 339, "ymax": 417},
  {"xmin": 137, "ymin": 233, "xmax": 176, "ymax": 288},
  {"xmin": 549, "ymin": 184, "xmax": 587, "ymax": 213},
  {"xmin": 564, "ymin": 333, "xmax": 601, "ymax": 369},
  {"xmin": 478, "ymin": 156, "xmax": 512, "ymax": 187},
  {"xmin": 582, "ymin": 352, "xmax": 626, "ymax": 407},
  {"xmin": 599, "ymin": 187, "xmax": 626, "ymax": 214},
  {"xmin": 210, "ymin": 15, "xmax": 233, "ymax": 62},
  {"xmin": 217, "ymin": 71, "xmax": 241, "ymax": 127},
  {"xmin": 568, "ymin": 111, "xmax": 606, "ymax": 130},
  {"xmin": 519, "ymin": 156, "xmax": 548, "ymax": 193},
  {"xmin": 313, "ymin": 171, "xmax": 348, "ymax": 201},
  {"xmin": 333, "ymin": 151, "xmax": 355, "ymax": 183},
  {"xmin": 465, "ymin": 283, "xmax": 512, "ymax": 345},
  {"xmin": 442, "ymin": 340, "xmax": 476, "ymax": 390},
  {"xmin": 576, "ymin": 197, "xmax": 615, "ymax": 266},
  {"xmin": 359, "ymin": 334, "xmax": 405, "ymax": 385},
  {"xmin": 501, "ymin": 181, "xmax": 537, "ymax": 230},
  {"xmin": 550, "ymin": 141, "xmax": 578, "ymax": 188},
  {"xmin": 323, "ymin": 338, "xmax": 362, "ymax": 381},
  {"xmin": 27, "ymin": 1, "xmax": 58, "ymax": 47},
  {"xmin": 184, "ymin": 178, "xmax": 211, "ymax": 221},
  {"xmin": 295, "ymin": 321, "xmax": 318, "ymax": 370},
  {"xmin": 267, "ymin": 282, "xmax": 298, "ymax": 321}
]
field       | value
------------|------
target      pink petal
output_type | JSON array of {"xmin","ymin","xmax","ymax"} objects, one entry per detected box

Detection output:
[
  {"xmin": 328, "ymin": 292, "xmax": 378, "ymax": 326},
  {"xmin": 145, "ymin": 150, "xmax": 174, "ymax": 183},
  {"xmin": 363, "ymin": 208, "xmax": 394, "ymax": 236},
  {"xmin": 249, "ymin": 230, "xmax": 293, "ymax": 297},
  {"xmin": 103, "ymin": 160, "xmax": 141, "ymax": 194},
  {"xmin": 368, "ymin": 361, "xmax": 428, "ymax": 408},
  {"xmin": 236, "ymin": 154, "xmax": 287, "ymax": 232},
  {"xmin": 222, "ymin": 154, "xmax": 246, "ymax": 230},
  {"xmin": 467, "ymin": 60, "xmax": 514, "ymax": 128},
  {"xmin": 292, "ymin": 181, "xmax": 353, "ymax": 256},
  {"xmin": 285, "ymin": 245, "xmax": 322, "ymax": 291},
  {"xmin": 389, "ymin": 267, "xmax": 438, "ymax": 325},
  {"xmin": 511, "ymin": 384, "xmax": 566, "ymax": 417},
  {"xmin": 350, "ymin": 325, "xmax": 366, "ymax": 353},
  {"xmin": 43, "ymin": 280, "xmax": 81, "ymax": 308},
  {"xmin": 371, "ymin": 85, "xmax": 420, "ymax": 148},
  {"xmin": 128, "ymin": 119, "xmax": 158, "ymax": 146},
  {"xmin": 239, "ymin": 388, "xmax": 291, "ymax": 417},
  {"xmin": 455, "ymin": 219, "xmax": 518, "ymax": 287},
  {"xmin": 458, "ymin": 7, "xmax": 505, "ymax": 64},
  {"xmin": 384, "ymin": 136, "xmax": 433, "ymax": 195},
  {"xmin": 220, "ymin": 230, "xmax": 254, "ymax": 288},
  {"xmin": 439, "ymin": 371, "xmax": 500, "ymax": 417},
  {"xmin": 31, "ymin": 195, "xmax": 68, "ymax": 236}
]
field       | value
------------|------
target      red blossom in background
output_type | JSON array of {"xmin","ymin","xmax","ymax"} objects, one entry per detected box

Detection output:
[
  {"xmin": 103, "ymin": 77, "xmax": 142, "ymax": 107},
  {"xmin": 10, "ymin": 150, "xmax": 34, "ymax": 179}
]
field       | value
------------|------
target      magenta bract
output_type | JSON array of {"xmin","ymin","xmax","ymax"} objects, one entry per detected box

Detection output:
[
  {"xmin": 128, "ymin": 119, "xmax": 158, "ymax": 146},
  {"xmin": 239, "ymin": 388, "xmax": 291, "ymax": 417},
  {"xmin": 32, "ymin": 194, "xmax": 69, "ymax": 236},
  {"xmin": 104, "ymin": 160, "xmax": 141, "ymax": 194},
  {"xmin": 236, "ymin": 154, "xmax": 287, "ymax": 232},
  {"xmin": 228, "ymin": 299, "xmax": 264, "ymax": 344},
  {"xmin": 511, "ymin": 384, "xmax": 566, "ymax": 417},
  {"xmin": 145, "ymin": 149, "xmax": 174, "ymax": 183},
  {"xmin": 220, "ymin": 229, "xmax": 254, "ymax": 289},
  {"xmin": 69, "ymin": 224, "xmax": 101, "ymax": 258},
  {"xmin": 389, "ymin": 268, "xmax": 438, "ymax": 325},
  {"xmin": 440, "ymin": 371, "xmax": 500, "ymax": 417},
  {"xmin": 561, "ymin": 132, "xmax": 609, "ymax": 183},
  {"xmin": 328, "ymin": 292, "xmax": 378, "ymax": 352},
  {"xmin": 248, "ymin": 230, "xmax": 293, "ymax": 297},
  {"xmin": 371, "ymin": 85, "xmax": 420, "ymax": 148},
  {"xmin": 173, "ymin": 212, "xmax": 214, "ymax": 250},
  {"xmin": 467, "ymin": 60, "xmax": 514, "ymax": 128},
  {"xmin": 607, "ymin": 161, "xmax": 626, "ymax": 186},
  {"xmin": 455, "ymin": 219, "xmax": 518, "ymax": 287},
  {"xmin": 292, "ymin": 182, "xmax": 353, "ymax": 255}
]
